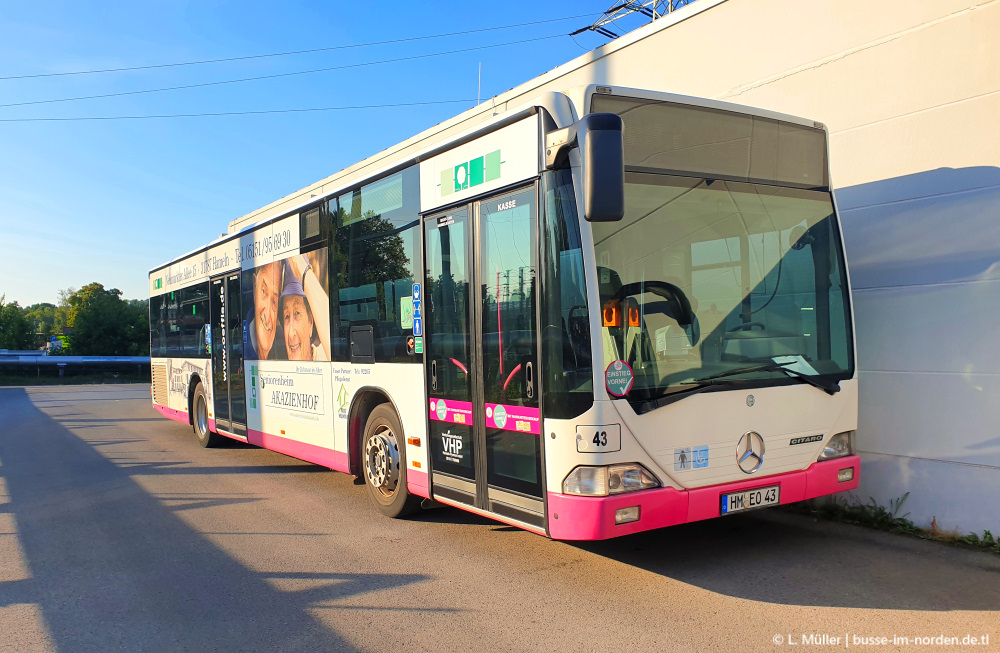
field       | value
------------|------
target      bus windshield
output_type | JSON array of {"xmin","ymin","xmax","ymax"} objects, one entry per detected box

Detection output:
[{"xmin": 591, "ymin": 173, "xmax": 853, "ymax": 410}]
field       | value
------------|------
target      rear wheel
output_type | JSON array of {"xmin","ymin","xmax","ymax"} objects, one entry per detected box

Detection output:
[
  {"xmin": 192, "ymin": 383, "xmax": 221, "ymax": 448},
  {"xmin": 362, "ymin": 404, "xmax": 420, "ymax": 518}
]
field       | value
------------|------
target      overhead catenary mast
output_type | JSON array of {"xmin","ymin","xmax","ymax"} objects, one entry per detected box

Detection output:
[{"xmin": 571, "ymin": 0, "xmax": 697, "ymax": 39}]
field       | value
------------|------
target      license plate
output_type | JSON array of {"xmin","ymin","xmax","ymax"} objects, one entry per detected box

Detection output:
[{"xmin": 720, "ymin": 485, "xmax": 780, "ymax": 515}]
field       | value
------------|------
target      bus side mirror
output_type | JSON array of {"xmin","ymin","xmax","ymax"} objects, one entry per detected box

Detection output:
[{"xmin": 545, "ymin": 113, "xmax": 624, "ymax": 222}]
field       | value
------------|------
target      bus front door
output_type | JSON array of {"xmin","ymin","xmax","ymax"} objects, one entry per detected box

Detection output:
[
  {"xmin": 424, "ymin": 186, "xmax": 544, "ymax": 529},
  {"xmin": 210, "ymin": 272, "xmax": 247, "ymax": 437}
]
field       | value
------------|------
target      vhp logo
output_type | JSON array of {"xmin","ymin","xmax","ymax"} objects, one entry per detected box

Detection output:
[
  {"xmin": 153, "ymin": 278, "xmax": 163, "ymax": 290},
  {"xmin": 441, "ymin": 431, "xmax": 463, "ymax": 456}
]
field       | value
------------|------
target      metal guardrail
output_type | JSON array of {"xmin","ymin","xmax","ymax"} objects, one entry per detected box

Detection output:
[{"xmin": 0, "ymin": 354, "xmax": 150, "ymax": 366}]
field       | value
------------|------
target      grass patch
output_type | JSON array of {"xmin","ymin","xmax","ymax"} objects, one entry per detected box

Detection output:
[{"xmin": 792, "ymin": 492, "xmax": 1000, "ymax": 555}]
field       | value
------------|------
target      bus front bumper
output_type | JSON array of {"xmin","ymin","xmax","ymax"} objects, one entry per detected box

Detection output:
[{"xmin": 546, "ymin": 456, "xmax": 860, "ymax": 541}]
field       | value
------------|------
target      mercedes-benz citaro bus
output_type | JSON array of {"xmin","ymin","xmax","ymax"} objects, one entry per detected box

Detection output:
[{"xmin": 148, "ymin": 85, "xmax": 859, "ymax": 540}]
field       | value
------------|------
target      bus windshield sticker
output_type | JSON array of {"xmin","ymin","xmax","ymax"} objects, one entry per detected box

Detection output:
[
  {"xmin": 400, "ymin": 296, "xmax": 414, "ymax": 329},
  {"xmin": 772, "ymin": 355, "xmax": 818, "ymax": 376},
  {"xmin": 605, "ymin": 360, "xmax": 634, "ymax": 397}
]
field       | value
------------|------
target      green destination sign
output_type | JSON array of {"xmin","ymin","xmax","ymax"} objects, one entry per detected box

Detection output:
[{"xmin": 441, "ymin": 150, "xmax": 502, "ymax": 196}]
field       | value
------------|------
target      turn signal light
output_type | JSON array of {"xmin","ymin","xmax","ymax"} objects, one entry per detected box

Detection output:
[
  {"xmin": 626, "ymin": 299, "xmax": 641, "ymax": 327},
  {"xmin": 602, "ymin": 300, "xmax": 621, "ymax": 327}
]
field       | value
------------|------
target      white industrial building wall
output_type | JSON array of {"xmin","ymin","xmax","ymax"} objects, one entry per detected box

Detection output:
[
  {"xmin": 515, "ymin": 0, "xmax": 999, "ymax": 533},
  {"xmin": 644, "ymin": 0, "xmax": 999, "ymax": 533}
]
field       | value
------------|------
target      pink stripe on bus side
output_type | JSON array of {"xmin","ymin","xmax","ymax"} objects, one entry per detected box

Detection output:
[
  {"xmin": 428, "ymin": 398, "xmax": 473, "ymax": 426},
  {"xmin": 247, "ymin": 429, "xmax": 350, "ymax": 473},
  {"xmin": 485, "ymin": 403, "xmax": 540, "ymax": 435}
]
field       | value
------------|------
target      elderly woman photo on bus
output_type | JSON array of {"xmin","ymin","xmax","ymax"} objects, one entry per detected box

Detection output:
[
  {"xmin": 281, "ymin": 253, "xmax": 331, "ymax": 361},
  {"xmin": 245, "ymin": 260, "xmax": 284, "ymax": 360}
]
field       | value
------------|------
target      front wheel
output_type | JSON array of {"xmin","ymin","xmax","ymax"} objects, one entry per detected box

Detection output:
[
  {"xmin": 192, "ymin": 383, "xmax": 222, "ymax": 448},
  {"xmin": 362, "ymin": 404, "xmax": 420, "ymax": 518}
]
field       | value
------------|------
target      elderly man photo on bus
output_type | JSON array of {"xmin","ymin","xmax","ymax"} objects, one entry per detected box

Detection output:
[
  {"xmin": 245, "ymin": 260, "xmax": 284, "ymax": 360},
  {"xmin": 281, "ymin": 254, "xmax": 331, "ymax": 361}
]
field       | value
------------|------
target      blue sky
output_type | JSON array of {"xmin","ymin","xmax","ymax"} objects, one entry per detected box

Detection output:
[{"xmin": 0, "ymin": 0, "xmax": 628, "ymax": 306}]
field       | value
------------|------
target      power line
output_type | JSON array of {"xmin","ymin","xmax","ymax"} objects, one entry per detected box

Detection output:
[
  {"xmin": 0, "ymin": 13, "xmax": 595, "ymax": 82},
  {"xmin": 0, "ymin": 99, "xmax": 477, "ymax": 122},
  {"xmin": 0, "ymin": 35, "xmax": 563, "ymax": 110}
]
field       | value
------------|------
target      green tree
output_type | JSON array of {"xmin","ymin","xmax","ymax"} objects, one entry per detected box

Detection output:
[
  {"xmin": 331, "ymin": 208, "xmax": 412, "ymax": 323},
  {"xmin": 24, "ymin": 302, "xmax": 58, "ymax": 335},
  {"xmin": 64, "ymin": 283, "xmax": 150, "ymax": 356},
  {"xmin": 0, "ymin": 295, "xmax": 34, "ymax": 350}
]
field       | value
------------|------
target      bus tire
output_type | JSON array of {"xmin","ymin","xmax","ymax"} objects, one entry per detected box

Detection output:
[
  {"xmin": 192, "ymin": 383, "xmax": 221, "ymax": 448},
  {"xmin": 362, "ymin": 404, "xmax": 420, "ymax": 518}
]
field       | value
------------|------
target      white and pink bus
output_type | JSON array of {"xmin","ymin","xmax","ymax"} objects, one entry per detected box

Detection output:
[{"xmin": 149, "ymin": 85, "xmax": 859, "ymax": 540}]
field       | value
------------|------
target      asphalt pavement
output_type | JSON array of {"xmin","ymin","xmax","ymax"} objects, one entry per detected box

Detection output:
[{"xmin": 0, "ymin": 385, "xmax": 997, "ymax": 652}]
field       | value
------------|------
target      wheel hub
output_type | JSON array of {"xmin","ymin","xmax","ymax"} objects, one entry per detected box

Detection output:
[{"xmin": 365, "ymin": 426, "xmax": 400, "ymax": 496}]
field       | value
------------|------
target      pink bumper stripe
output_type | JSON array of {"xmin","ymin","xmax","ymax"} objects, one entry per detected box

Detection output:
[
  {"xmin": 547, "ymin": 456, "xmax": 861, "ymax": 541},
  {"xmin": 247, "ymin": 429, "xmax": 349, "ymax": 473},
  {"xmin": 154, "ymin": 403, "xmax": 188, "ymax": 425}
]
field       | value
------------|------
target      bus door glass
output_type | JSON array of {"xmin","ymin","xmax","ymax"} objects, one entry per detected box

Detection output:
[
  {"xmin": 226, "ymin": 272, "xmax": 246, "ymax": 435},
  {"xmin": 477, "ymin": 188, "xmax": 543, "ymax": 520},
  {"xmin": 424, "ymin": 208, "xmax": 476, "ymax": 504},
  {"xmin": 210, "ymin": 272, "xmax": 247, "ymax": 435}
]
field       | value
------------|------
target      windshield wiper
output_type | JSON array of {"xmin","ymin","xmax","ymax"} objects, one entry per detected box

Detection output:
[
  {"xmin": 697, "ymin": 360, "xmax": 840, "ymax": 395},
  {"xmin": 633, "ymin": 378, "xmax": 754, "ymax": 413},
  {"xmin": 632, "ymin": 361, "xmax": 841, "ymax": 414}
]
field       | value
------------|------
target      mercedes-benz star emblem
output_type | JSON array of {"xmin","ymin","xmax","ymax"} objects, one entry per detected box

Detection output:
[{"xmin": 736, "ymin": 431, "xmax": 765, "ymax": 474}]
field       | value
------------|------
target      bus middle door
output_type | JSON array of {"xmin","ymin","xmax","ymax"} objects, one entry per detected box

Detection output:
[{"xmin": 424, "ymin": 186, "xmax": 544, "ymax": 529}]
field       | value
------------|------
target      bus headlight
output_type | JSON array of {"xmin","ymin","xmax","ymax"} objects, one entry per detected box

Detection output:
[
  {"xmin": 817, "ymin": 430, "xmax": 854, "ymax": 461},
  {"xmin": 563, "ymin": 464, "xmax": 660, "ymax": 496}
]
